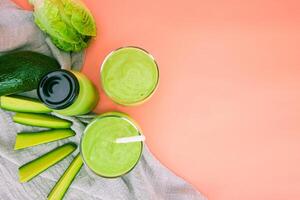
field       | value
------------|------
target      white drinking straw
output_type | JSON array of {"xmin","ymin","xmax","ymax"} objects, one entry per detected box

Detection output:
[{"xmin": 115, "ymin": 135, "xmax": 146, "ymax": 144}]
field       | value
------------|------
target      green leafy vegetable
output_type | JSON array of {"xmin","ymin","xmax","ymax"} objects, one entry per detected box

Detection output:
[{"xmin": 30, "ymin": 0, "xmax": 97, "ymax": 52}]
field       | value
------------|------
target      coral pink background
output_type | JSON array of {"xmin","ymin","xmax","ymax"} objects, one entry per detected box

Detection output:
[{"xmin": 13, "ymin": 0, "xmax": 300, "ymax": 199}]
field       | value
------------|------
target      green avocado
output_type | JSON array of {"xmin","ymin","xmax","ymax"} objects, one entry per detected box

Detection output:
[
  {"xmin": 13, "ymin": 113, "xmax": 72, "ymax": 128},
  {"xmin": 48, "ymin": 154, "xmax": 83, "ymax": 200},
  {"xmin": 14, "ymin": 129, "xmax": 76, "ymax": 150},
  {"xmin": 19, "ymin": 143, "xmax": 77, "ymax": 183},
  {"xmin": 0, "ymin": 51, "xmax": 60, "ymax": 96},
  {"xmin": 0, "ymin": 95, "xmax": 52, "ymax": 113}
]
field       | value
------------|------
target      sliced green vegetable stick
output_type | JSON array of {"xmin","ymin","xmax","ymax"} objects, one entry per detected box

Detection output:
[
  {"xmin": 19, "ymin": 143, "xmax": 77, "ymax": 183},
  {"xmin": 13, "ymin": 113, "xmax": 72, "ymax": 128},
  {"xmin": 0, "ymin": 95, "xmax": 52, "ymax": 113},
  {"xmin": 15, "ymin": 129, "xmax": 76, "ymax": 150},
  {"xmin": 48, "ymin": 154, "xmax": 83, "ymax": 200}
]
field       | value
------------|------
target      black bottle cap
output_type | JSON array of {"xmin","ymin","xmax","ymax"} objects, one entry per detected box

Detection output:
[{"xmin": 37, "ymin": 70, "xmax": 79, "ymax": 110}]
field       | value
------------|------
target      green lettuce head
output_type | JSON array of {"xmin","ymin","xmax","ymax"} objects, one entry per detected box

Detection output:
[{"xmin": 30, "ymin": 0, "xmax": 97, "ymax": 52}]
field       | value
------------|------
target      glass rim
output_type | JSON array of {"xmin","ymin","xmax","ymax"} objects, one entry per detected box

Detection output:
[
  {"xmin": 100, "ymin": 46, "xmax": 160, "ymax": 106},
  {"xmin": 80, "ymin": 113, "xmax": 144, "ymax": 178}
]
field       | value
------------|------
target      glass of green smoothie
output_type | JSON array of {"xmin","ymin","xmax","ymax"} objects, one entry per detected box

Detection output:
[
  {"xmin": 101, "ymin": 47, "xmax": 159, "ymax": 106},
  {"xmin": 80, "ymin": 112, "xmax": 144, "ymax": 178}
]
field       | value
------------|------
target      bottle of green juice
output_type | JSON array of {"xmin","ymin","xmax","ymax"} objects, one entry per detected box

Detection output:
[{"xmin": 38, "ymin": 70, "xmax": 99, "ymax": 116}]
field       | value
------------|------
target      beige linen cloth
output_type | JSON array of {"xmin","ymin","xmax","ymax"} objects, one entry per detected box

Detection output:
[{"xmin": 0, "ymin": 0, "xmax": 207, "ymax": 199}]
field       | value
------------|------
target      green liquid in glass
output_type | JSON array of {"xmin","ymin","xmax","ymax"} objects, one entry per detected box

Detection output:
[
  {"xmin": 101, "ymin": 47, "xmax": 159, "ymax": 106},
  {"xmin": 81, "ymin": 112, "xmax": 142, "ymax": 177}
]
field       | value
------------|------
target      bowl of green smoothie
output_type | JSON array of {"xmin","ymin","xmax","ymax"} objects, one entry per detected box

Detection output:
[
  {"xmin": 80, "ymin": 112, "xmax": 143, "ymax": 178},
  {"xmin": 101, "ymin": 47, "xmax": 159, "ymax": 106}
]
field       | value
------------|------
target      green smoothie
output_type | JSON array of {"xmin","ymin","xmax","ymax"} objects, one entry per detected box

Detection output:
[
  {"xmin": 101, "ymin": 47, "xmax": 159, "ymax": 106},
  {"xmin": 80, "ymin": 112, "xmax": 143, "ymax": 177}
]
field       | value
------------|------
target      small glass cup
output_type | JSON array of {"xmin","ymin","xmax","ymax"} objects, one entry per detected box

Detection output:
[
  {"xmin": 100, "ymin": 46, "xmax": 159, "ymax": 106},
  {"xmin": 80, "ymin": 112, "xmax": 143, "ymax": 178}
]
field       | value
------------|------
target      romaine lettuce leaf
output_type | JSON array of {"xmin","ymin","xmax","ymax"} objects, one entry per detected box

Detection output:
[{"xmin": 30, "ymin": 0, "xmax": 97, "ymax": 52}]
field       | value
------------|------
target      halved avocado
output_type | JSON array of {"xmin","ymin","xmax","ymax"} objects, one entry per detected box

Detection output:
[
  {"xmin": 0, "ymin": 95, "xmax": 51, "ymax": 113},
  {"xmin": 15, "ymin": 129, "xmax": 76, "ymax": 150},
  {"xmin": 19, "ymin": 143, "xmax": 77, "ymax": 183},
  {"xmin": 13, "ymin": 113, "xmax": 72, "ymax": 128},
  {"xmin": 48, "ymin": 154, "xmax": 83, "ymax": 200}
]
